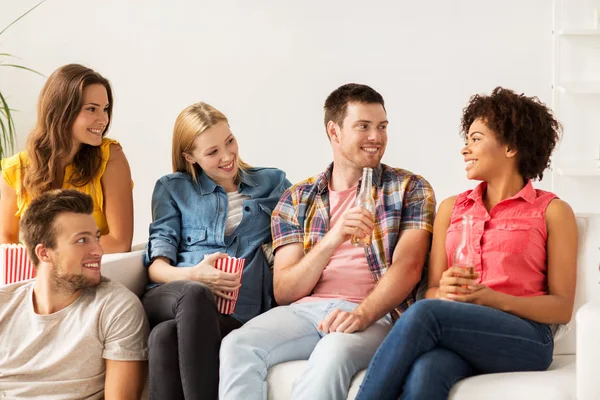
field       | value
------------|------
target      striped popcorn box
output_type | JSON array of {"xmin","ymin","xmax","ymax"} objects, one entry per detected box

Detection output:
[
  {"xmin": 214, "ymin": 256, "xmax": 245, "ymax": 315},
  {"xmin": 0, "ymin": 244, "xmax": 36, "ymax": 286}
]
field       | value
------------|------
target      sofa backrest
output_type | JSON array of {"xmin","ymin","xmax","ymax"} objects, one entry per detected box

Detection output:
[{"xmin": 553, "ymin": 213, "xmax": 600, "ymax": 355}]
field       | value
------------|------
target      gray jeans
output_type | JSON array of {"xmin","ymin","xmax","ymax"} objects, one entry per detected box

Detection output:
[{"xmin": 219, "ymin": 299, "xmax": 392, "ymax": 400}]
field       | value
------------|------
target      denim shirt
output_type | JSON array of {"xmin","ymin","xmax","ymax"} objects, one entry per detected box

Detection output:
[{"xmin": 145, "ymin": 167, "xmax": 291, "ymax": 323}]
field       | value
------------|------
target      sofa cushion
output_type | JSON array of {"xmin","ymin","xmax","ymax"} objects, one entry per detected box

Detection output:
[
  {"xmin": 267, "ymin": 355, "xmax": 575, "ymax": 400},
  {"xmin": 101, "ymin": 250, "xmax": 147, "ymax": 298},
  {"xmin": 554, "ymin": 214, "xmax": 600, "ymax": 355}
]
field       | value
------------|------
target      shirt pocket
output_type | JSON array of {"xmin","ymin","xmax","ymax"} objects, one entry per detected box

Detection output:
[
  {"xmin": 486, "ymin": 223, "xmax": 531, "ymax": 254},
  {"xmin": 180, "ymin": 227, "xmax": 207, "ymax": 250},
  {"xmin": 245, "ymin": 204, "xmax": 273, "ymax": 247}
]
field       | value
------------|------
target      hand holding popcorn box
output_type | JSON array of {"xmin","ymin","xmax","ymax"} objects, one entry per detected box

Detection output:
[
  {"xmin": 214, "ymin": 256, "xmax": 245, "ymax": 315},
  {"xmin": 0, "ymin": 244, "xmax": 36, "ymax": 285}
]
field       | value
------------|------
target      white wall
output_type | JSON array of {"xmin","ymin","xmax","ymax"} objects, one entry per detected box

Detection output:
[{"xmin": 2, "ymin": 0, "xmax": 588, "ymax": 245}]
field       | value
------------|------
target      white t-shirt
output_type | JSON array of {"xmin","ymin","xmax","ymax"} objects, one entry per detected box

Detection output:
[
  {"xmin": 224, "ymin": 191, "xmax": 251, "ymax": 236},
  {"xmin": 0, "ymin": 277, "xmax": 149, "ymax": 399}
]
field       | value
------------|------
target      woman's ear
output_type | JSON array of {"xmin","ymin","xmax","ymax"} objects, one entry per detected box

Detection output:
[
  {"xmin": 505, "ymin": 145, "xmax": 518, "ymax": 159},
  {"xmin": 182, "ymin": 152, "xmax": 196, "ymax": 165}
]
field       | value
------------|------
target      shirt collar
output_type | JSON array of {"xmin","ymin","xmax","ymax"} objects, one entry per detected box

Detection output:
[
  {"xmin": 197, "ymin": 168, "xmax": 257, "ymax": 195},
  {"xmin": 467, "ymin": 180, "xmax": 536, "ymax": 204},
  {"xmin": 316, "ymin": 163, "xmax": 384, "ymax": 194}
]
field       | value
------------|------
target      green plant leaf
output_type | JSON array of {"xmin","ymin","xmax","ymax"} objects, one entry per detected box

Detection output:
[
  {"xmin": 0, "ymin": 90, "xmax": 17, "ymax": 161},
  {"xmin": 0, "ymin": 0, "xmax": 47, "ymax": 165},
  {"xmin": 0, "ymin": 0, "xmax": 47, "ymax": 37},
  {"xmin": 0, "ymin": 64, "xmax": 44, "ymax": 77}
]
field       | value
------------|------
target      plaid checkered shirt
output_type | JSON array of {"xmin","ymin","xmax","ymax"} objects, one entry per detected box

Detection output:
[{"xmin": 271, "ymin": 163, "xmax": 436, "ymax": 321}]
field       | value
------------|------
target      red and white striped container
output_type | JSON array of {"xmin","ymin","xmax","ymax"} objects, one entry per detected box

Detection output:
[
  {"xmin": 214, "ymin": 256, "xmax": 245, "ymax": 315},
  {"xmin": 0, "ymin": 244, "xmax": 36, "ymax": 285}
]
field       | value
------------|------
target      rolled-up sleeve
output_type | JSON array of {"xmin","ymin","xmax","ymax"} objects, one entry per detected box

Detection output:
[
  {"xmin": 271, "ymin": 189, "xmax": 303, "ymax": 252},
  {"xmin": 144, "ymin": 179, "xmax": 181, "ymax": 266},
  {"xmin": 400, "ymin": 176, "xmax": 436, "ymax": 233}
]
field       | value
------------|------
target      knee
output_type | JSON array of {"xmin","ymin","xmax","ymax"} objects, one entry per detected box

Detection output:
[
  {"xmin": 220, "ymin": 326, "xmax": 255, "ymax": 361},
  {"xmin": 179, "ymin": 280, "xmax": 214, "ymax": 301},
  {"xmin": 310, "ymin": 333, "xmax": 357, "ymax": 368},
  {"xmin": 403, "ymin": 353, "xmax": 441, "ymax": 398},
  {"xmin": 149, "ymin": 320, "xmax": 177, "ymax": 350},
  {"xmin": 404, "ymin": 299, "xmax": 438, "ymax": 317},
  {"xmin": 404, "ymin": 350, "xmax": 471, "ymax": 399}
]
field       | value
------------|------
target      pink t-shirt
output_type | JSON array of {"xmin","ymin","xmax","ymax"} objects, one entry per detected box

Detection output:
[
  {"xmin": 296, "ymin": 184, "xmax": 376, "ymax": 304},
  {"xmin": 445, "ymin": 181, "xmax": 557, "ymax": 297}
]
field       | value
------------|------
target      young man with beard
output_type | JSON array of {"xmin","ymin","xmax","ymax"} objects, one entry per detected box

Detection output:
[
  {"xmin": 219, "ymin": 84, "xmax": 436, "ymax": 400},
  {"xmin": 0, "ymin": 190, "xmax": 148, "ymax": 399}
]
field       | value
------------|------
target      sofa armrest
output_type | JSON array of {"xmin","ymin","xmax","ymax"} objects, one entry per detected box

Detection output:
[
  {"xmin": 101, "ymin": 249, "xmax": 147, "ymax": 297},
  {"xmin": 576, "ymin": 299, "xmax": 600, "ymax": 400}
]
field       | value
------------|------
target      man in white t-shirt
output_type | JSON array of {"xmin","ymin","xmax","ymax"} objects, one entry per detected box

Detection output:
[{"xmin": 0, "ymin": 190, "xmax": 149, "ymax": 400}]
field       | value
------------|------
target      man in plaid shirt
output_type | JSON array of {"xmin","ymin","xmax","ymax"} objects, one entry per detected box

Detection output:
[{"xmin": 220, "ymin": 84, "xmax": 436, "ymax": 400}]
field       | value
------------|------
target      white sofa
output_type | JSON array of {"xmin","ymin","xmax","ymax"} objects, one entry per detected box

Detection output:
[
  {"xmin": 104, "ymin": 214, "xmax": 600, "ymax": 400},
  {"xmin": 265, "ymin": 214, "xmax": 600, "ymax": 400}
]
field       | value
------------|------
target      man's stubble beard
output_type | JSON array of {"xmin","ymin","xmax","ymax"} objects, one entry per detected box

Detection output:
[{"xmin": 50, "ymin": 256, "xmax": 101, "ymax": 294}]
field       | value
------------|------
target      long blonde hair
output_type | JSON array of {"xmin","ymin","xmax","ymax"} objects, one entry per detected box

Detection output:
[
  {"xmin": 172, "ymin": 102, "xmax": 251, "ymax": 183},
  {"xmin": 23, "ymin": 64, "xmax": 113, "ymax": 199}
]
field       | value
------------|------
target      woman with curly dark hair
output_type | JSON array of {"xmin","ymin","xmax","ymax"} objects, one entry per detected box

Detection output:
[{"xmin": 355, "ymin": 87, "xmax": 578, "ymax": 400}]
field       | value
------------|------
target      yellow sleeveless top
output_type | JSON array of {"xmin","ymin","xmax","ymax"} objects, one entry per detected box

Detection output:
[{"xmin": 1, "ymin": 138, "xmax": 119, "ymax": 235}]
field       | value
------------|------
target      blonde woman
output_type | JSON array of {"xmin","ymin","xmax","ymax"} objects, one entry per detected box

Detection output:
[
  {"xmin": 0, "ymin": 64, "xmax": 133, "ymax": 254},
  {"xmin": 142, "ymin": 102, "xmax": 290, "ymax": 400}
]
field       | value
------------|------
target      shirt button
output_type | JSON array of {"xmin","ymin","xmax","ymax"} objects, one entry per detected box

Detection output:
[{"xmin": 244, "ymin": 206, "xmax": 251, "ymax": 212}]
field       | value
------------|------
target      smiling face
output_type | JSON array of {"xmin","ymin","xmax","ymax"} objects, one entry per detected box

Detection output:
[
  {"xmin": 183, "ymin": 121, "xmax": 239, "ymax": 190},
  {"xmin": 71, "ymin": 83, "xmax": 110, "ymax": 148},
  {"xmin": 330, "ymin": 102, "xmax": 388, "ymax": 170},
  {"xmin": 43, "ymin": 212, "xmax": 103, "ymax": 293},
  {"xmin": 462, "ymin": 118, "xmax": 517, "ymax": 181}
]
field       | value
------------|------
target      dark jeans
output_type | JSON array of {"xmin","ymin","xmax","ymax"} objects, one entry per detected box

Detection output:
[
  {"xmin": 142, "ymin": 280, "xmax": 243, "ymax": 400},
  {"xmin": 355, "ymin": 299, "xmax": 554, "ymax": 400}
]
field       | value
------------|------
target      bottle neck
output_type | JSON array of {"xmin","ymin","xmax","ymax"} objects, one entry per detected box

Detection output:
[
  {"xmin": 460, "ymin": 217, "xmax": 473, "ymax": 247},
  {"xmin": 359, "ymin": 168, "xmax": 373, "ymax": 194}
]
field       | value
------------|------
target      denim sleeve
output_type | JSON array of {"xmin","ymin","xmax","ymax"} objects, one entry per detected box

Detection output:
[
  {"xmin": 269, "ymin": 172, "xmax": 292, "ymax": 203},
  {"xmin": 144, "ymin": 179, "xmax": 182, "ymax": 267},
  {"xmin": 271, "ymin": 188, "xmax": 303, "ymax": 252},
  {"xmin": 400, "ymin": 175, "xmax": 437, "ymax": 233}
]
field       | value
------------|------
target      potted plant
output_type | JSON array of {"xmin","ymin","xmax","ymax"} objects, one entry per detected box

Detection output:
[{"xmin": 0, "ymin": 0, "xmax": 46, "ymax": 164}]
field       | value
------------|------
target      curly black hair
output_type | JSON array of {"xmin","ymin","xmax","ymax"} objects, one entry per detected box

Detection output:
[{"xmin": 460, "ymin": 87, "xmax": 562, "ymax": 181}]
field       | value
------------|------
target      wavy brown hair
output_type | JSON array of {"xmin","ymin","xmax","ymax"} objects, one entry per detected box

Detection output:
[
  {"xmin": 172, "ymin": 102, "xmax": 251, "ymax": 183},
  {"xmin": 22, "ymin": 64, "xmax": 113, "ymax": 199},
  {"xmin": 460, "ymin": 86, "xmax": 562, "ymax": 181}
]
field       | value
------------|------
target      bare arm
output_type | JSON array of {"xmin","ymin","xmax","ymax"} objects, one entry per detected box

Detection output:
[
  {"xmin": 352, "ymin": 229, "xmax": 432, "ymax": 325},
  {"xmin": 434, "ymin": 198, "xmax": 578, "ymax": 325},
  {"xmin": 0, "ymin": 174, "xmax": 20, "ymax": 244},
  {"xmin": 484, "ymin": 199, "xmax": 577, "ymax": 324},
  {"xmin": 149, "ymin": 253, "xmax": 241, "ymax": 299},
  {"xmin": 100, "ymin": 144, "xmax": 134, "ymax": 253},
  {"xmin": 104, "ymin": 359, "xmax": 146, "ymax": 400},
  {"xmin": 148, "ymin": 256, "xmax": 193, "ymax": 283},
  {"xmin": 273, "ymin": 206, "xmax": 373, "ymax": 305},
  {"xmin": 425, "ymin": 196, "xmax": 457, "ymax": 299}
]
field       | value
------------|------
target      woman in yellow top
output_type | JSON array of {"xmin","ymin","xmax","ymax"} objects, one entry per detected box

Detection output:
[{"xmin": 0, "ymin": 64, "xmax": 133, "ymax": 254}]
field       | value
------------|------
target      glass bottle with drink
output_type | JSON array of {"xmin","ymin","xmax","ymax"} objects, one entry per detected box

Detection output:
[
  {"xmin": 453, "ymin": 215, "xmax": 476, "ymax": 278},
  {"xmin": 351, "ymin": 167, "xmax": 375, "ymax": 247}
]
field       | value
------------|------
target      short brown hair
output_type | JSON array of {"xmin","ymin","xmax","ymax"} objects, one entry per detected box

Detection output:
[
  {"xmin": 324, "ymin": 84, "xmax": 385, "ymax": 134},
  {"xmin": 460, "ymin": 87, "xmax": 562, "ymax": 181},
  {"xmin": 20, "ymin": 190, "xmax": 94, "ymax": 266}
]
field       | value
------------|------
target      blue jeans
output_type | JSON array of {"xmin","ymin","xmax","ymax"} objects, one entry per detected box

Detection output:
[
  {"xmin": 355, "ymin": 299, "xmax": 554, "ymax": 400},
  {"xmin": 219, "ymin": 299, "xmax": 392, "ymax": 400}
]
